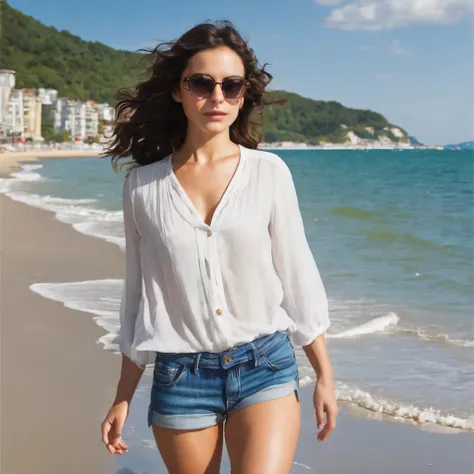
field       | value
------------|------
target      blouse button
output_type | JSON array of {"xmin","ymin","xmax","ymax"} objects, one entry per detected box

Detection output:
[
  {"xmin": 216, "ymin": 308, "xmax": 223, "ymax": 316},
  {"xmin": 207, "ymin": 229, "xmax": 213, "ymax": 237}
]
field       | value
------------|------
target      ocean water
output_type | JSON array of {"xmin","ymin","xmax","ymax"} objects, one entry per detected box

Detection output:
[{"xmin": 1, "ymin": 149, "xmax": 473, "ymax": 469}]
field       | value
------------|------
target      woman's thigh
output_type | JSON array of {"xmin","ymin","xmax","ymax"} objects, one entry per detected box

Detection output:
[
  {"xmin": 152, "ymin": 422, "xmax": 224, "ymax": 474},
  {"xmin": 224, "ymin": 392, "xmax": 301, "ymax": 474}
]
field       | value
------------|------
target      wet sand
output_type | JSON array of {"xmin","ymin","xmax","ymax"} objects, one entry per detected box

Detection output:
[{"xmin": 1, "ymin": 193, "xmax": 123, "ymax": 474}]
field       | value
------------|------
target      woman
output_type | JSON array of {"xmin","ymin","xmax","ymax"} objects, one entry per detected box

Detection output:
[{"xmin": 101, "ymin": 20, "xmax": 338, "ymax": 473}]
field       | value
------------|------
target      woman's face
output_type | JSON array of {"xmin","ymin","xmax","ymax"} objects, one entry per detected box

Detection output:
[{"xmin": 172, "ymin": 46, "xmax": 246, "ymax": 137}]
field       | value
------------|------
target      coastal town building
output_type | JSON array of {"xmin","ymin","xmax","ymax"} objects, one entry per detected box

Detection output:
[
  {"xmin": 0, "ymin": 69, "xmax": 114, "ymax": 143},
  {"xmin": 37, "ymin": 88, "xmax": 58, "ymax": 105},
  {"xmin": 22, "ymin": 89, "xmax": 42, "ymax": 139},
  {"xmin": 96, "ymin": 103, "xmax": 115, "ymax": 122},
  {"xmin": 0, "ymin": 69, "xmax": 15, "ymax": 127},
  {"xmin": 5, "ymin": 89, "xmax": 24, "ymax": 137},
  {"xmin": 85, "ymin": 101, "xmax": 99, "ymax": 138},
  {"xmin": 44, "ymin": 97, "xmax": 101, "ymax": 141}
]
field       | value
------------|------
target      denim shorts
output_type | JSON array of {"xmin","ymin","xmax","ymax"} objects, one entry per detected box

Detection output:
[{"xmin": 147, "ymin": 330, "xmax": 300, "ymax": 430}]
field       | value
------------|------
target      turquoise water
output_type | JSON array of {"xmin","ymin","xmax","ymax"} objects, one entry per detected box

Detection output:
[
  {"xmin": 18, "ymin": 149, "xmax": 474, "ymax": 324},
  {"xmin": 2, "ymin": 150, "xmax": 473, "ymax": 437}
]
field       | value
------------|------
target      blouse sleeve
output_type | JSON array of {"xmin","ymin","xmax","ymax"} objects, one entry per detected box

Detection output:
[
  {"xmin": 269, "ymin": 159, "xmax": 330, "ymax": 347},
  {"xmin": 119, "ymin": 169, "xmax": 154, "ymax": 368}
]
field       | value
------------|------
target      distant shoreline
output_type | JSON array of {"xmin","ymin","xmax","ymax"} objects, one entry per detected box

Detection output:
[
  {"xmin": 0, "ymin": 149, "xmax": 101, "ymax": 176},
  {"xmin": 0, "ymin": 142, "xmax": 454, "ymax": 178},
  {"xmin": 258, "ymin": 143, "xmax": 446, "ymax": 151}
]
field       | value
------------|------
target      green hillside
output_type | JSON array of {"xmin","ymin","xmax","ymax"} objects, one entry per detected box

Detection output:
[
  {"xmin": 261, "ymin": 91, "xmax": 403, "ymax": 143},
  {"xmin": 0, "ymin": 1, "xmax": 407, "ymax": 143},
  {"xmin": 0, "ymin": 1, "xmax": 140, "ymax": 103}
]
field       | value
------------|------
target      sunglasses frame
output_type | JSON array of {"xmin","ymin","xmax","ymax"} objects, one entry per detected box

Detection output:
[{"xmin": 182, "ymin": 74, "xmax": 250, "ymax": 99}]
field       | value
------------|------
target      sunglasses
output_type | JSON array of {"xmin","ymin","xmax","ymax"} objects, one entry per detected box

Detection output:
[{"xmin": 183, "ymin": 74, "xmax": 249, "ymax": 99}]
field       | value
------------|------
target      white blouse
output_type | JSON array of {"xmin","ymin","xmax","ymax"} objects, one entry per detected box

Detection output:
[{"xmin": 119, "ymin": 144, "xmax": 330, "ymax": 367}]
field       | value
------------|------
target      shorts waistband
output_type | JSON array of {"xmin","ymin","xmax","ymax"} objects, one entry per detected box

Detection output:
[{"xmin": 155, "ymin": 330, "xmax": 289, "ymax": 372}]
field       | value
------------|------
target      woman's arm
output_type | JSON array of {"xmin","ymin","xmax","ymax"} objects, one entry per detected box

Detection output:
[
  {"xmin": 269, "ymin": 158, "xmax": 330, "ymax": 346},
  {"xmin": 102, "ymin": 353, "xmax": 144, "ymax": 455},
  {"xmin": 302, "ymin": 334, "xmax": 333, "ymax": 379},
  {"xmin": 118, "ymin": 169, "xmax": 143, "ymax": 367},
  {"xmin": 101, "ymin": 171, "xmax": 147, "ymax": 456},
  {"xmin": 113, "ymin": 354, "xmax": 145, "ymax": 405},
  {"xmin": 118, "ymin": 168, "xmax": 154, "ymax": 369},
  {"xmin": 269, "ymin": 157, "xmax": 337, "ymax": 441},
  {"xmin": 304, "ymin": 335, "xmax": 338, "ymax": 442}
]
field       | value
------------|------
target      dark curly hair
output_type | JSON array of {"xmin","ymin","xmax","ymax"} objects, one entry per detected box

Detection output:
[{"xmin": 105, "ymin": 20, "xmax": 285, "ymax": 172}]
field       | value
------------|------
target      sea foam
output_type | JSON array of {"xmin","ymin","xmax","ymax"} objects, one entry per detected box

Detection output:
[{"xmin": 1, "ymin": 163, "xmax": 125, "ymax": 249}]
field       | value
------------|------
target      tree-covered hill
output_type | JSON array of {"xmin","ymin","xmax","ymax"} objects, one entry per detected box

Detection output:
[
  {"xmin": 262, "ymin": 91, "xmax": 404, "ymax": 143},
  {"xmin": 0, "ymin": 1, "xmax": 408, "ymax": 143},
  {"xmin": 0, "ymin": 1, "xmax": 140, "ymax": 103}
]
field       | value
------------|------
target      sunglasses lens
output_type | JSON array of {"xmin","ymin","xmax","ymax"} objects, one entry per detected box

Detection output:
[
  {"xmin": 222, "ymin": 78, "xmax": 246, "ymax": 98},
  {"xmin": 188, "ymin": 76, "xmax": 214, "ymax": 98},
  {"xmin": 187, "ymin": 76, "xmax": 247, "ymax": 99}
]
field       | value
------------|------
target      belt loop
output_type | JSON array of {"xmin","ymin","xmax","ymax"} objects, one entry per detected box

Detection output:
[
  {"xmin": 193, "ymin": 353, "xmax": 201, "ymax": 375},
  {"xmin": 250, "ymin": 343, "xmax": 259, "ymax": 368}
]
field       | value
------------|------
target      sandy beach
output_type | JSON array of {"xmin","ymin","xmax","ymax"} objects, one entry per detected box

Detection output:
[
  {"xmin": 0, "ymin": 194, "xmax": 124, "ymax": 473},
  {"xmin": 1, "ymin": 154, "xmax": 472, "ymax": 473}
]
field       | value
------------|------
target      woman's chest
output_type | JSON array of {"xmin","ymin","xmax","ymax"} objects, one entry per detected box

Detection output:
[{"xmin": 134, "ymin": 172, "xmax": 274, "ymax": 252}]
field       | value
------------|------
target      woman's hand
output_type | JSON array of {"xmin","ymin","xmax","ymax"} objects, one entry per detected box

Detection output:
[
  {"xmin": 314, "ymin": 374, "xmax": 338, "ymax": 442},
  {"xmin": 101, "ymin": 401, "xmax": 130, "ymax": 455}
]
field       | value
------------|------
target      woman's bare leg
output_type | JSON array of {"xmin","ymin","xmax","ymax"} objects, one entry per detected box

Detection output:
[
  {"xmin": 151, "ymin": 422, "xmax": 224, "ymax": 474},
  {"xmin": 224, "ymin": 392, "xmax": 301, "ymax": 474}
]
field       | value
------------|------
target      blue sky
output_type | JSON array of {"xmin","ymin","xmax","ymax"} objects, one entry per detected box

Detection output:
[{"xmin": 9, "ymin": 0, "xmax": 474, "ymax": 144}]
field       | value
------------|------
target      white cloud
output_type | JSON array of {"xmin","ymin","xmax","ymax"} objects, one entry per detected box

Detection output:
[
  {"xmin": 376, "ymin": 73, "xmax": 393, "ymax": 79},
  {"xmin": 324, "ymin": 0, "xmax": 474, "ymax": 30},
  {"xmin": 389, "ymin": 39, "xmax": 409, "ymax": 54}
]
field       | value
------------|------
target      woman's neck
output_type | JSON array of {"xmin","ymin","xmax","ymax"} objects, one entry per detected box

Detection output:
[{"xmin": 176, "ymin": 130, "xmax": 238, "ymax": 165}]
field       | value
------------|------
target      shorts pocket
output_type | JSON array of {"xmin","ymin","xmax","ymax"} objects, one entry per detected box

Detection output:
[
  {"xmin": 153, "ymin": 359, "xmax": 187, "ymax": 387},
  {"xmin": 261, "ymin": 337, "xmax": 296, "ymax": 372}
]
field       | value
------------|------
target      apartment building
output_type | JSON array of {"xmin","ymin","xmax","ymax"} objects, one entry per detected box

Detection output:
[
  {"xmin": 22, "ymin": 89, "xmax": 42, "ymax": 139},
  {"xmin": 5, "ymin": 89, "xmax": 24, "ymax": 136}
]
